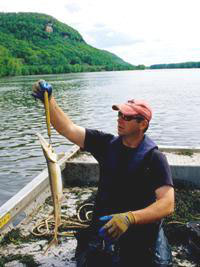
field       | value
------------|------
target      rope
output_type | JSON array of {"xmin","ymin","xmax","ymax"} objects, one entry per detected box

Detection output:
[
  {"xmin": 167, "ymin": 221, "xmax": 186, "ymax": 225},
  {"xmin": 31, "ymin": 203, "xmax": 94, "ymax": 237},
  {"xmin": 32, "ymin": 202, "xmax": 200, "ymax": 237},
  {"xmin": 77, "ymin": 203, "xmax": 94, "ymax": 223},
  {"xmin": 167, "ymin": 214, "xmax": 200, "ymax": 226}
]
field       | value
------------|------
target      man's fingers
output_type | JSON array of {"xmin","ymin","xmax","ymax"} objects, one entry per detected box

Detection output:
[
  {"xmin": 105, "ymin": 222, "xmax": 122, "ymax": 240},
  {"xmin": 108, "ymin": 227, "xmax": 120, "ymax": 240},
  {"xmin": 107, "ymin": 225, "xmax": 115, "ymax": 235},
  {"xmin": 99, "ymin": 223, "xmax": 111, "ymax": 237},
  {"xmin": 33, "ymin": 81, "xmax": 40, "ymax": 89},
  {"xmin": 104, "ymin": 220, "xmax": 113, "ymax": 229},
  {"xmin": 32, "ymin": 83, "xmax": 42, "ymax": 95},
  {"xmin": 99, "ymin": 221, "xmax": 114, "ymax": 238},
  {"xmin": 32, "ymin": 88, "xmax": 39, "ymax": 94}
]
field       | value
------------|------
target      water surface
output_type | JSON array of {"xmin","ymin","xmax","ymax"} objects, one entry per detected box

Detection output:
[{"xmin": 0, "ymin": 69, "xmax": 200, "ymax": 205}]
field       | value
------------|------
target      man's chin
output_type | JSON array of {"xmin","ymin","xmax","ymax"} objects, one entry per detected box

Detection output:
[{"xmin": 118, "ymin": 130, "xmax": 124, "ymax": 136}]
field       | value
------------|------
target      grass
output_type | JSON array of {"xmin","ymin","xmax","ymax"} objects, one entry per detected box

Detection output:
[
  {"xmin": 176, "ymin": 150, "xmax": 194, "ymax": 157},
  {"xmin": 164, "ymin": 180, "xmax": 200, "ymax": 245},
  {"xmin": 0, "ymin": 228, "xmax": 28, "ymax": 246},
  {"xmin": 0, "ymin": 254, "xmax": 40, "ymax": 267},
  {"xmin": 0, "ymin": 228, "xmax": 47, "ymax": 247}
]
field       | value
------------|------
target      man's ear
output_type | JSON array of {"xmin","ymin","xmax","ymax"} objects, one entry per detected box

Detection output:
[{"xmin": 140, "ymin": 119, "xmax": 148, "ymax": 132}]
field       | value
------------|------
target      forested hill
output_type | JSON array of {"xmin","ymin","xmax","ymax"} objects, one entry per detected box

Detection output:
[{"xmin": 0, "ymin": 12, "xmax": 140, "ymax": 77}]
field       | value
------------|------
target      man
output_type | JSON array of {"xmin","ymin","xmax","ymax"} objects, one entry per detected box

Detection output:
[{"xmin": 32, "ymin": 80, "xmax": 174, "ymax": 267}]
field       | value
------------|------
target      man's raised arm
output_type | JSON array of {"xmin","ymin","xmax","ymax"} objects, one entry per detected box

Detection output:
[{"xmin": 32, "ymin": 80, "xmax": 86, "ymax": 148}]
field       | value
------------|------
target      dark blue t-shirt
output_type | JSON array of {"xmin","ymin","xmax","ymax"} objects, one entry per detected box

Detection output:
[{"xmin": 84, "ymin": 129, "xmax": 173, "ymax": 219}]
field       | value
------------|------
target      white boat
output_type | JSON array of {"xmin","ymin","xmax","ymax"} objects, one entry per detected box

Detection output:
[{"xmin": 0, "ymin": 145, "xmax": 199, "ymax": 266}]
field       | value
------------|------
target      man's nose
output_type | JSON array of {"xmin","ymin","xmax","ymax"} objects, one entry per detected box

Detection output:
[{"xmin": 118, "ymin": 117, "xmax": 124, "ymax": 124}]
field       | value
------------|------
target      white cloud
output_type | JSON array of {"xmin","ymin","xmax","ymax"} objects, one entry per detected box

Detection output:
[
  {"xmin": 86, "ymin": 25, "xmax": 144, "ymax": 48},
  {"xmin": 1, "ymin": 0, "xmax": 200, "ymax": 65}
]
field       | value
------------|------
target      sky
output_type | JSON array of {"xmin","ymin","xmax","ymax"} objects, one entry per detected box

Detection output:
[{"xmin": 1, "ymin": 0, "xmax": 200, "ymax": 66}]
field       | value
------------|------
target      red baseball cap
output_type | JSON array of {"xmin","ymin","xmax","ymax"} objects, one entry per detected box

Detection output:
[{"xmin": 112, "ymin": 99, "xmax": 152, "ymax": 121}]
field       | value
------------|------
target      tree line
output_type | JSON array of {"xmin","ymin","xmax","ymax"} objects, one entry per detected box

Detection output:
[{"xmin": 150, "ymin": 62, "xmax": 200, "ymax": 69}]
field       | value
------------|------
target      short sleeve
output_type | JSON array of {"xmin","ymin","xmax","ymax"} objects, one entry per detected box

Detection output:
[
  {"xmin": 150, "ymin": 150, "xmax": 174, "ymax": 190},
  {"xmin": 84, "ymin": 129, "xmax": 114, "ymax": 161}
]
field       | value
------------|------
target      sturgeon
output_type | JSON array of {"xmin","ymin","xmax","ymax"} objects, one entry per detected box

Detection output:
[{"xmin": 36, "ymin": 133, "xmax": 63, "ymax": 252}]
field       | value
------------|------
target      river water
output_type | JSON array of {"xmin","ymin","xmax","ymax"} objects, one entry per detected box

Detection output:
[{"xmin": 0, "ymin": 69, "xmax": 200, "ymax": 205}]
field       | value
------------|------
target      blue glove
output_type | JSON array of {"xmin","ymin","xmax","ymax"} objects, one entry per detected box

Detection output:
[
  {"xmin": 32, "ymin": 80, "xmax": 52, "ymax": 102},
  {"xmin": 99, "ymin": 215, "xmax": 113, "ymax": 249},
  {"xmin": 99, "ymin": 215, "xmax": 113, "ymax": 243}
]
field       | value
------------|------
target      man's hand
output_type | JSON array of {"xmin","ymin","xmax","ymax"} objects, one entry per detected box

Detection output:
[
  {"xmin": 32, "ymin": 80, "xmax": 52, "ymax": 102},
  {"xmin": 99, "ymin": 212, "xmax": 136, "ymax": 242}
]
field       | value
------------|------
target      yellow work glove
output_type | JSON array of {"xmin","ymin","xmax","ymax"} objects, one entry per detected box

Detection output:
[{"xmin": 99, "ymin": 212, "xmax": 136, "ymax": 242}]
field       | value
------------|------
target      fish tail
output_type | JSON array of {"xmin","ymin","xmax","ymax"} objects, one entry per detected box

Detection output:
[{"xmin": 43, "ymin": 236, "xmax": 58, "ymax": 255}]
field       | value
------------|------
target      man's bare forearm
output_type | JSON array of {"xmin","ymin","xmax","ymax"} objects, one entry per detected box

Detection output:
[{"xmin": 132, "ymin": 186, "xmax": 174, "ymax": 224}]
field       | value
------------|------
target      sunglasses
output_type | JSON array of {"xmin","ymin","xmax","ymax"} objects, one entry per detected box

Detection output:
[{"xmin": 118, "ymin": 111, "xmax": 145, "ymax": 122}]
